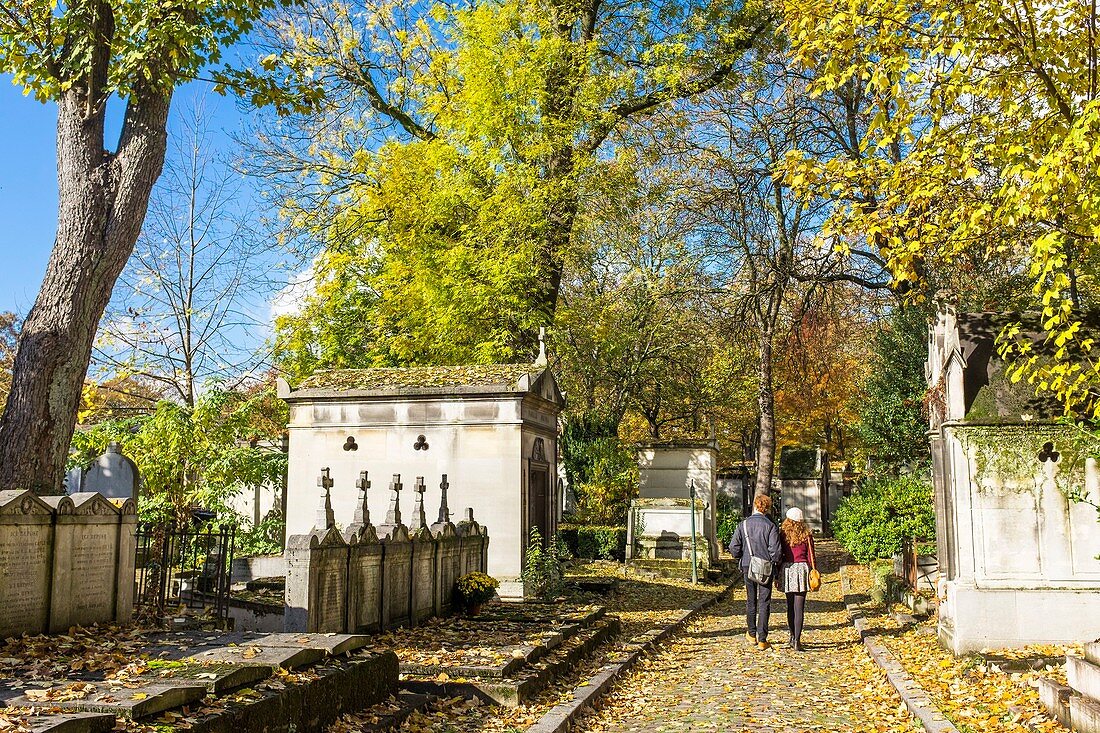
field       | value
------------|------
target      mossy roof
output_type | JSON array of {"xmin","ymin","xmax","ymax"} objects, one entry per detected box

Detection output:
[{"xmin": 294, "ymin": 363, "xmax": 542, "ymax": 393}]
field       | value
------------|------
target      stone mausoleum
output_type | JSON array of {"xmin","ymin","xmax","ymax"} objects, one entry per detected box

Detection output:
[
  {"xmin": 279, "ymin": 356, "xmax": 563, "ymax": 598},
  {"xmin": 928, "ymin": 305, "xmax": 1100, "ymax": 653}
]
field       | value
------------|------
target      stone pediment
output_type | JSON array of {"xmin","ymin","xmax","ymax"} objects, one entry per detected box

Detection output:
[
  {"xmin": 40, "ymin": 495, "xmax": 75, "ymax": 515},
  {"xmin": 69, "ymin": 492, "xmax": 121, "ymax": 516},
  {"xmin": 0, "ymin": 490, "xmax": 53, "ymax": 517},
  {"xmin": 287, "ymin": 526, "xmax": 347, "ymax": 551}
]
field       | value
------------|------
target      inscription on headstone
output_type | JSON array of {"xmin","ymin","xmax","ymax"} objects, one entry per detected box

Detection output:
[{"xmin": 0, "ymin": 492, "xmax": 53, "ymax": 639}]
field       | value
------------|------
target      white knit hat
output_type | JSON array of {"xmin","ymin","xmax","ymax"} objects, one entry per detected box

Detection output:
[{"xmin": 785, "ymin": 507, "xmax": 804, "ymax": 522}]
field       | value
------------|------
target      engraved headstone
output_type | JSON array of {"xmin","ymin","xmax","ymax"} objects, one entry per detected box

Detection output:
[
  {"xmin": 48, "ymin": 493, "xmax": 121, "ymax": 631},
  {"xmin": 0, "ymin": 490, "xmax": 54, "ymax": 639},
  {"xmin": 380, "ymin": 525, "xmax": 412, "ymax": 629},
  {"xmin": 343, "ymin": 471, "xmax": 371, "ymax": 542},
  {"xmin": 284, "ymin": 470, "xmax": 349, "ymax": 633}
]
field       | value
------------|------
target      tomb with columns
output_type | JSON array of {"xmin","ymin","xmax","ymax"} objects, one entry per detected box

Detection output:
[{"xmin": 279, "ymin": 337, "xmax": 562, "ymax": 598}]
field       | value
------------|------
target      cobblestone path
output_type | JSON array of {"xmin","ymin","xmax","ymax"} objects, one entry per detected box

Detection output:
[{"xmin": 574, "ymin": 542, "xmax": 923, "ymax": 733}]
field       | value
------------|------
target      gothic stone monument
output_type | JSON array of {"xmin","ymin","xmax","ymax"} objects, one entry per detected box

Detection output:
[
  {"xmin": 928, "ymin": 305, "xmax": 1100, "ymax": 653},
  {"xmin": 279, "ymin": 353, "xmax": 562, "ymax": 598}
]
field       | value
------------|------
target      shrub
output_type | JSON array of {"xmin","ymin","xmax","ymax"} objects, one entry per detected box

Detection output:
[
  {"xmin": 831, "ymin": 476, "xmax": 935, "ymax": 563},
  {"xmin": 521, "ymin": 527, "xmax": 565, "ymax": 600},
  {"xmin": 715, "ymin": 493, "xmax": 742, "ymax": 550},
  {"xmin": 457, "ymin": 572, "xmax": 499, "ymax": 607},
  {"xmin": 558, "ymin": 524, "xmax": 627, "ymax": 561}
]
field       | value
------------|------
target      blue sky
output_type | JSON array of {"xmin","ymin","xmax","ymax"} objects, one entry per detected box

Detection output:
[{"xmin": 0, "ymin": 78, "xmax": 257, "ymax": 316}]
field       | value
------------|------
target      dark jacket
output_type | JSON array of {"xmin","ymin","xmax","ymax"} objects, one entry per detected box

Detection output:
[{"xmin": 729, "ymin": 513, "xmax": 783, "ymax": 570}]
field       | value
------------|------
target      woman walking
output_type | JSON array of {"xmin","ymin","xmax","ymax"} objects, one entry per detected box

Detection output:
[{"xmin": 779, "ymin": 507, "xmax": 817, "ymax": 651}]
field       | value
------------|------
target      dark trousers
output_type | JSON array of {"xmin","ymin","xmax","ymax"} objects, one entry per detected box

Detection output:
[
  {"xmin": 786, "ymin": 592, "xmax": 807, "ymax": 644},
  {"xmin": 745, "ymin": 577, "xmax": 772, "ymax": 641}
]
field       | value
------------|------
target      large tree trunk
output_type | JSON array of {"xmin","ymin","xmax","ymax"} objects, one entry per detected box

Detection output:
[
  {"xmin": 0, "ymin": 85, "xmax": 171, "ymax": 493},
  {"xmin": 754, "ymin": 328, "xmax": 776, "ymax": 497}
]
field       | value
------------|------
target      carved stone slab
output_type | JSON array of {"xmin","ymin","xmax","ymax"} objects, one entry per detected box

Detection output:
[
  {"xmin": 256, "ymin": 633, "xmax": 370, "ymax": 656},
  {"xmin": 11, "ymin": 682, "xmax": 207, "ymax": 719},
  {"xmin": 189, "ymin": 644, "xmax": 325, "ymax": 670}
]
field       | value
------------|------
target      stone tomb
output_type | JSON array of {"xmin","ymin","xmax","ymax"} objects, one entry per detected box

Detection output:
[
  {"xmin": 627, "ymin": 442, "xmax": 718, "ymax": 565},
  {"xmin": 278, "ymin": 344, "xmax": 563, "ymax": 599},
  {"xmin": 928, "ymin": 305, "xmax": 1100, "ymax": 653},
  {"xmin": 0, "ymin": 490, "xmax": 137, "ymax": 639},
  {"xmin": 284, "ymin": 470, "xmax": 489, "ymax": 633}
]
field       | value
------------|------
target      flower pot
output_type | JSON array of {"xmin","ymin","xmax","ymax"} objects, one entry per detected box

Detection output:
[{"xmin": 466, "ymin": 602, "xmax": 483, "ymax": 617}]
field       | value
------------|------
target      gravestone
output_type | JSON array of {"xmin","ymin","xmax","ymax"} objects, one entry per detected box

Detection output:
[
  {"xmin": 284, "ymin": 469, "xmax": 349, "ymax": 633},
  {"xmin": 0, "ymin": 490, "xmax": 54, "ymax": 639},
  {"xmin": 409, "ymin": 478, "xmax": 436, "ymax": 625},
  {"xmin": 433, "ymin": 522, "xmax": 461, "ymax": 615},
  {"xmin": 345, "ymin": 471, "xmax": 383, "ymax": 632},
  {"xmin": 82, "ymin": 443, "xmax": 139, "ymax": 503},
  {"xmin": 457, "ymin": 508, "xmax": 487, "ymax": 577},
  {"xmin": 47, "ymin": 493, "xmax": 121, "ymax": 631},
  {"xmin": 380, "ymin": 524, "xmax": 412, "ymax": 629}
]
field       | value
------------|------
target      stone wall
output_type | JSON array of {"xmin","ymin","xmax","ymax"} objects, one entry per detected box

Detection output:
[
  {"xmin": 0, "ymin": 490, "xmax": 137, "ymax": 640},
  {"xmin": 284, "ymin": 471, "xmax": 490, "ymax": 633}
]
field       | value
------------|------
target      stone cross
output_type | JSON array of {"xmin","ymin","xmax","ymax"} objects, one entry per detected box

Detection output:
[
  {"xmin": 436, "ymin": 474, "xmax": 451, "ymax": 526},
  {"xmin": 410, "ymin": 476, "xmax": 428, "ymax": 531},
  {"xmin": 384, "ymin": 473, "xmax": 403, "ymax": 526},
  {"xmin": 535, "ymin": 326, "xmax": 548, "ymax": 366},
  {"xmin": 353, "ymin": 470, "xmax": 371, "ymax": 527},
  {"xmin": 463, "ymin": 507, "xmax": 474, "ymax": 523},
  {"xmin": 316, "ymin": 467, "xmax": 335, "ymax": 530}
]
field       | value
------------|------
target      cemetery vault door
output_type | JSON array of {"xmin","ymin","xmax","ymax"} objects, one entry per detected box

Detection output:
[{"xmin": 527, "ymin": 437, "xmax": 552, "ymax": 548}]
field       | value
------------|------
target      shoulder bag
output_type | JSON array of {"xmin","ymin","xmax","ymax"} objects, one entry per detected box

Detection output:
[
  {"xmin": 808, "ymin": 535, "xmax": 822, "ymax": 592},
  {"xmin": 742, "ymin": 519, "xmax": 774, "ymax": 585}
]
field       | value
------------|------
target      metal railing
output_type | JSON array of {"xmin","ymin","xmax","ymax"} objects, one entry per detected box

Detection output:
[{"xmin": 135, "ymin": 520, "xmax": 236, "ymax": 625}]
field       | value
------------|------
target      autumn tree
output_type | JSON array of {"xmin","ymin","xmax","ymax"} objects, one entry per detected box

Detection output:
[
  {"xmin": 781, "ymin": 0, "xmax": 1100, "ymax": 415},
  {"xmin": 688, "ymin": 52, "xmax": 889, "ymax": 495},
  {"xmin": 249, "ymin": 0, "xmax": 770, "ymax": 365},
  {"xmin": 0, "ymin": 0, "xmax": 275, "ymax": 493}
]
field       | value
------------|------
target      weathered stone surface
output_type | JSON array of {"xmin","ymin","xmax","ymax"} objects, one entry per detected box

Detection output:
[
  {"xmin": 284, "ymin": 526, "xmax": 349, "ymax": 633},
  {"xmin": 18, "ymin": 712, "xmax": 116, "ymax": 733},
  {"xmin": 189, "ymin": 644, "xmax": 325, "ymax": 670},
  {"xmin": 1069, "ymin": 655, "xmax": 1100, "ymax": 702},
  {"xmin": 410, "ymin": 528, "xmax": 436, "ymax": 625},
  {"xmin": 0, "ymin": 491, "xmax": 54, "ymax": 640},
  {"xmin": 1071, "ymin": 693, "xmax": 1100, "ymax": 733},
  {"xmin": 381, "ymin": 525, "xmax": 412, "ymax": 629},
  {"xmin": 13, "ymin": 683, "xmax": 207, "ymax": 719},
  {"xmin": 347, "ymin": 531, "xmax": 383, "ymax": 633},
  {"xmin": 1038, "ymin": 677, "xmax": 1073, "ymax": 728},
  {"xmin": 186, "ymin": 651, "xmax": 399, "ymax": 733},
  {"xmin": 1088, "ymin": 641, "xmax": 1100, "ymax": 667},
  {"xmin": 167, "ymin": 663, "xmax": 272, "ymax": 694},
  {"xmin": 257, "ymin": 633, "xmax": 370, "ymax": 656},
  {"xmin": 49, "ymin": 493, "xmax": 120, "ymax": 632}
]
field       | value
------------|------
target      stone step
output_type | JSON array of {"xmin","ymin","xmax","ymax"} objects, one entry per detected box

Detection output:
[
  {"xmin": 399, "ymin": 616, "xmax": 621, "ymax": 707},
  {"xmin": 10, "ymin": 682, "xmax": 208, "ymax": 719},
  {"xmin": 189, "ymin": 644, "xmax": 325, "ymax": 670},
  {"xmin": 254, "ymin": 633, "xmax": 371, "ymax": 657},
  {"xmin": 1069, "ymin": 656, "xmax": 1100, "ymax": 703},
  {"xmin": 10, "ymin": 712, "xmax": 115, "ymax": 733},
  {"xmin": 1086, "ymin": 641, "xmax": 1100, "ymax": 667},
  {"xmin": 1071, "ymin": 693, "xmax": 1100, "ymax": 733},
  {"xmin": 166, "ymin": 662, "xmax": 272, "ymax": 695},
  {"xmin": 1038, "ymin": 677, "xmax": 1073, "ymax": 728}
]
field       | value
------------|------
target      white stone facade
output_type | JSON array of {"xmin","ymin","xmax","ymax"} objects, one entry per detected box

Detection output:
[
  {"xmin": 278, "ymin": 363, "xmax": 563, "ymax": 597},
  {"xmin": 630, "ymin": 442, "xmax": 719, "ymax": 564},
  {"xmin": 929, "ymin": 305, "xmax": 1100, "ymax": 653}
]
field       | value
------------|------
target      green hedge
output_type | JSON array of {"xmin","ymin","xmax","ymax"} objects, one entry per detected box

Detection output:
[
  {"xmin": 558, "ymin": 524, "xmax": 627, "ymax": 561},
  {"xmin": 831, "ymin": 475, "xmax": 935, "ymax": 563}
]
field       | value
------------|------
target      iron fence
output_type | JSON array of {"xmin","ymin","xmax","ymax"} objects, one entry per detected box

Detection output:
[{"xmin": 135, "ymin": 520, "xmax": 236, "ymax": 626}]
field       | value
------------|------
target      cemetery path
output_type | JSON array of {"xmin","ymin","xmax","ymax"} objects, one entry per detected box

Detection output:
[{"xmin": 573, "ymin": 542, "xmax": 923, "ymax": 733}]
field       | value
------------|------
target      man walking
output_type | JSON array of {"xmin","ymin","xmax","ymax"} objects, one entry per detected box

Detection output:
[{"xmin": 730, "ymin": 494, "xmax": 783, "ymax": 650}]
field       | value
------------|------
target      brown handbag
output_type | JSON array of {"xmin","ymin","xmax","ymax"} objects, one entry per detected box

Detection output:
[{"xmin": 808, "ymin": 536, "xmax": 822, "ymax": 592}]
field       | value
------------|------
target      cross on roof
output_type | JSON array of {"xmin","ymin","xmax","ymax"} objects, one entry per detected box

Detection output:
[
  {"xmin": 356, "ymin": 471, "xmax": 371, "ymax": 492},
  {"xmin": 318, "ymin": 467, "xmax": 334, "ymax": 491}
]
